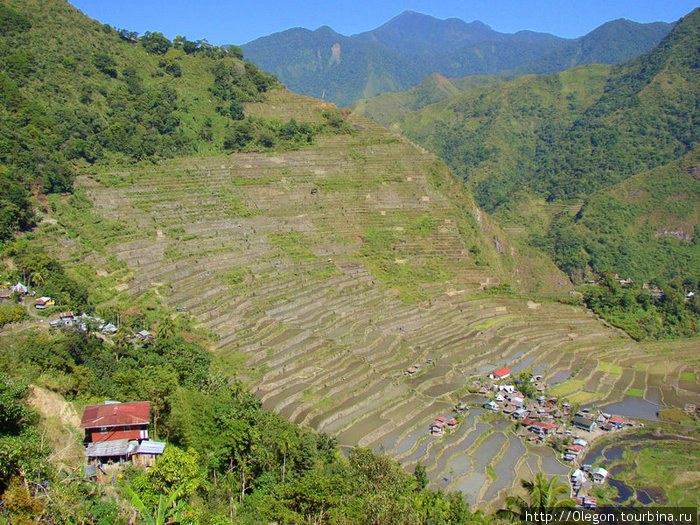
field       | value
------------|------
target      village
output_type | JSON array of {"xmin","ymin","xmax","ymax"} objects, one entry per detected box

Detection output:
[{"xmin": 408, "ymin": 363, "xmax": 638, "ymax": 508}]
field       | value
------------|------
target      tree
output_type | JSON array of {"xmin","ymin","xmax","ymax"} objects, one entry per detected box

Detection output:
[
  {"xmin": 92, "ymin": 54, "xmax": 117, "ymax": 78},
  {"xmin": 133, "ymin": 446, "xmax": 202, "ymax": 505},
  {"xmin": 140, "ymin": 32, "xmax": 171, "ymax": 55},
  {"xmin": 498, "ymin": 472, "xmax": 574, "ymax": 522},
  {"xmin": 413, "ymin": 463, "xmax": 428, "ymax": 491},
  {"xmin": 125, "ymin": 482, "xmax": 185, "ymax": 525}
]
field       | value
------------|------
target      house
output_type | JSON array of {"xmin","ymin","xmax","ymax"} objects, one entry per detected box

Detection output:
[
  {"xmin": 609, "ymin": 415, "xmax": 625, "ymax": 428},
  {"xmin": 571, "ymin": 468, "xmax": 585, "ymax": 483},
  {"xmin": 59, "ymin": 312, "xmax": 75, "ymax": 326},
  {"xmin": 131, "ymin": 440, "xmax": 167, "ymax": 467},
  {"xmin": 489, "ymin": 368, "xmax": 511, "ymax": 380},
  {"xmin": 573, "ymin": 438, "xmax": 588, "ymax": 447},
  {"xmin": 530, "ymin": 422, "xmax": 557, "ymax": 435},
  {"xmin": 34, "ymin": 296, "xmax": 55, "ymax": 309},
  {"xmin": 102, "ymin": 323, "xmax": 118, "ymax": 335},
  {"xmin": 80, "ymin": 401, "xmax": 150, "ymax": 444},
  {"xmin": 405, "ymin": 365, "xmax": 420, "ymax": 375},
  {"xmin": 573, "ymin": 416, "xmax": 597, "ymax": 432},
  {"xmin": 136, "ymin": 329, "xmax": 154, "ymax": 341},
  {"xmin": 11, "ymin": 282, "xmax": 27, "ymax": 294},
  {"xmin": 592, "ymin": 467, "xmax": 608, "ymax": 484},
  {"xmin": 567, "ymin": 445, "xmax": 584, "ymax": 456},
  {"xmin": 446, "ymin": 419, "xmax": 458, "ymax": 429},
  {"xmin": 483, "ymin": 401, "xmax": 499, "ymax": 412},
  {"xmin": 513, "ymin": 409, "xmax": 528, "ymax": 419},
  {"xmin": 85, "ymin": 438, "xmax": 138, "ymax": 464},
  {"xmin": 429, "ymin": 422, "xmax": 444, "ymax": 436}
]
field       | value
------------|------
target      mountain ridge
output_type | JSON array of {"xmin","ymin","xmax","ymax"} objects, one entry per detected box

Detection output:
[{"xmin": 241, "ymin": 11, "xmax": 672, "ymax": 106}]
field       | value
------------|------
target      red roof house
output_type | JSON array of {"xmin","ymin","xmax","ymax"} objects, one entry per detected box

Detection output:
[
  {"xmin": 489, "ymin": 367, "xmax": 511, "ymax": 380},
  {"xmin": 530, "ymin": 422, "xmax": 557, "ymax": 435},
  {"xmin": 80, "ymin": 401, "xmax": 150, "ymax": 443}
]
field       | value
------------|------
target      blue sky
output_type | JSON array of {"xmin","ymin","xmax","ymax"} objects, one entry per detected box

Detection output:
[{"xmin": 69, "ymin": 1, "xmax": 698, "ymax": 46}]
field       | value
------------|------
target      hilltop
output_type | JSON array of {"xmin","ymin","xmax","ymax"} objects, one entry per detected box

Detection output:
[{"xmin": 241, "ymin": 11, "xmax": 671, "ymax": 106}]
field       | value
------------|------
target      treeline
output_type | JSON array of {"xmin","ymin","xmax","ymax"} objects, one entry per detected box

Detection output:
[
  {"xmin": 582, "ymin": 275, "xmax": 699, "ymax": 340},
  {"xmin": 0, "ymin": 319, "xmax": 481, "ymax": 524}
]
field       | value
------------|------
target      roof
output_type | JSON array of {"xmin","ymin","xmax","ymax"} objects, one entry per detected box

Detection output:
[
  {"xmin": 492, "ymin": 367, "xmax": 511, "ymax": 378},
  {"xmin": 80, "ymin": 401, "xmax": 150, "ymax": 429},
  {"xmin": 573, "ymin": 416, "xmax": 594, "ymax": 427},
  {"xmin": 609, "ymin": 415, "xmax": 625, "ymax": 424},
  {"xmin": 135, "ymin": 441, "xmax": 166, "ymax": 455},
  {"xmin": 592, "ymin": 467, "xmax": 608, "ymax": 477},
  {"xmin": 85, "ymin": 438, "xmax": 137, "ymax": 457},
  {"xmin": 435, "ymin": 416, "xmax": 447, "ymax": 422},
  {"xmin": 532, "ymin": 421, "xmax": 557, "ymax": 430}
]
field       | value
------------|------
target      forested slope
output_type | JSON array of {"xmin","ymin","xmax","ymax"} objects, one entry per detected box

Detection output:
[{"xmin": 394, "ymin": 8, "xmax": 699, "ymax": 286}]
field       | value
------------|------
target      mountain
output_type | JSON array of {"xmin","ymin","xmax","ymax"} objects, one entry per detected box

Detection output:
[
  {"xmin": 392, "ymin": 8, "xmax": 699, "ymax": 284},
  {"xmin": 515, "ymin": 18, "xmax": 675, "ymax": 74},
  {"xmin": 241, "ymin": 11, "xmax": 672, "ymax": 107},
  {"xmin": 353, "ymin": 10, "xmax": 512, "ymax": 53}
]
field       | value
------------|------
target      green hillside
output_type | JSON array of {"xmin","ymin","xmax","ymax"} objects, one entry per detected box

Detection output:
[
  {"xmin": 0, "ymin": 0, "xmax": 363, "ymax": 242},
  {"xmin": 241, "ymin": 11, "xmax": 671, "ymax": 107},
  {"xmin": 352, "ymin": 73, "xmax": 503, "ymax": 127},
  {"xmin": 394, "ymin": 8, "xmax": 699, "ymax": 286}
]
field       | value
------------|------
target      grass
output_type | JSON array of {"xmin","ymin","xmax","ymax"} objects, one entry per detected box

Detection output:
[
  {"xmin": 680, "ymin": 372, "xmax": 696, "ymax": 381},
  {"xmin": 568, "ymin": 391, "xmax": 603, "ymax": 404},
  {"xmin": 598, "ymin": 361, "xmax": 622, "ymax": 374},
  {"xmin": 473, "ymin": 316, "xmax": 519, "ymax": 331},
  {"xmin": 625, "ymin": 389, "xmax": 644, "ymax": 398},
  {"xmin": 613, "ymin": 440, "xmax": 700, "ymax": 507},
  {"xmin": 269, "ymin": 232, "xmax": 316, "ymax": 262},
  {"xmin": 548, "ymin": 379, "xmax": 585, "ymax": 397}
]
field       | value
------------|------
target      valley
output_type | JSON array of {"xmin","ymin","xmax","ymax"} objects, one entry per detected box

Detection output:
[
  {"xmin": 64, "ymin": 89, "xmax": 699, "ymax": 507},
  {"xmin": 0, "ymin": 0, "xmax": 698, "ymax": 520}
]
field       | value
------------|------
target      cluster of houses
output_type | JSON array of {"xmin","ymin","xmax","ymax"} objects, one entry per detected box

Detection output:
[
  {"xmin": 571, "ymin": 466, "xmax": 609, "ymax": 509},
  {"xmin": 428, "ymin": 415, "xmax": 459, "ymax": 436},
  {"xmin": 404, "ymin": 358, "xmax": 434, "ymax": 376},
  {"xmin": 80, "ymin": 400, "xmax": 165, "ymax": 479},
  {"xmin": 46, "ymin": 312, "xmax": 158, "ymax": 342},
  {"xmin": 478, "ymin": 368, "xmax": 633, "ymax": 460},
  {"xmin": 48, "ymin": 311, "xmax": 118, "ymax": 334}
]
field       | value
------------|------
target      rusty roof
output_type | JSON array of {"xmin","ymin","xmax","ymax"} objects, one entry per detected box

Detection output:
[{"xmin": 80, "ymin": 401, "xmax": 150, "ymax": 428}]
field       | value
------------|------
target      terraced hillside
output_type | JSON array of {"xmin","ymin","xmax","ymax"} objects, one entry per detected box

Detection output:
[{"xmin": 77, "ymin": 89, "xmax": 699, "ymax": 508}]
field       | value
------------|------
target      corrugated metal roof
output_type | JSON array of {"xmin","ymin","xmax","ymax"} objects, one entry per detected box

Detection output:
[
  {"xmin": 81, "ymin": 401, "xmax": 150, "ymax": 428},
  {"xmin": 135, "ymin": 441, "xmax": 166, "ymax": 455},
  {"xmin": 85, "ymin": 439, "xmax": 137, "ymax": 457}
]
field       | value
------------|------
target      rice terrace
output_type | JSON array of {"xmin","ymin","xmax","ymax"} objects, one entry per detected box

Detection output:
[
  {"xmin": 0, "ymin": 0, "xmax": 698, "ymax": 521},
  {"xmin": 67, "ymin": 92, "xmax": 699, "ymax": 507}
]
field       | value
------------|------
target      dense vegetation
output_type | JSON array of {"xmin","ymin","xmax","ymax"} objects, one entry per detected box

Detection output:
[
  {"xmin": 0, "ymin": 0, "xmax": 361, "ymax": 244},
  {"xmin": 582, "ymin": 275, "xmax": 699, "ymax": 340},
  {"xmin": 393, "ymin": 8, "xmax": 699, "ymax": 289},
  {"xmin": 242, "ymin": 10, "xmax": 670, "ymax": 107}
]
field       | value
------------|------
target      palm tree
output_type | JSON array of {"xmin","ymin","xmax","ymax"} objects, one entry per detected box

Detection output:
[
  {"xmin": 29, "ymin": 270, "xmax": 44, "ymax": 288},
  {"xmin": 125, "ymin": 483, "xmax": 185, "ymax": 525},
  {"xmin": 497, "ymin": 472, "xmax": 574, "ymax": 523}
]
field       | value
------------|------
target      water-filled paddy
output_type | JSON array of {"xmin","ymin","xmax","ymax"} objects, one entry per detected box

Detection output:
[{"xmin": 603, "ymin": 396, "xmax": 660, "ymax": 420}]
